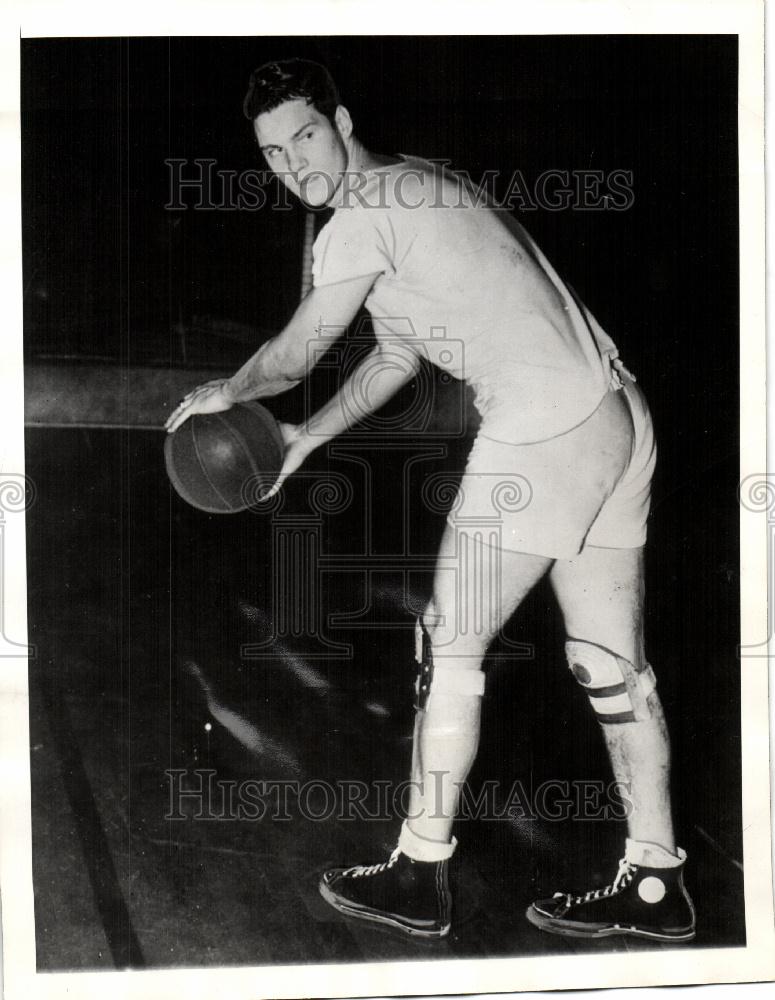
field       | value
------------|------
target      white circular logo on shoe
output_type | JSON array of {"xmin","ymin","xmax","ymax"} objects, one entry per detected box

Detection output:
[{"xmin": 637, "ymin": 876, "xmax": 666, "ymax": 904}]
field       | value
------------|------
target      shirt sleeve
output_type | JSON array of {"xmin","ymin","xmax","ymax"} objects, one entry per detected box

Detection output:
[{"xmin": 311, "ymin": 206, "xmax": 393, "ymax": 287}]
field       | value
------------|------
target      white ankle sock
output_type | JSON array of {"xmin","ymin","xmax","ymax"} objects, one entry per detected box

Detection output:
[
  {"xmin": 625, "ymin": 837, "xmax": 686, "ymax": 868},
  {"xmin": 398, "ymin": 820, "xmax": 457, "ymax": 862}
]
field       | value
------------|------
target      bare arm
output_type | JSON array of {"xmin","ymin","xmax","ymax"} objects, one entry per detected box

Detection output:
[
  {"xmin": 266, "ymin": 338, "xmax": 423, "ymax": 497},
  {"xmin": 225, "ymin": 273, "xmax": 381, "ymax": 401},
  {"xmin": 165, "ymin": 271, "xmax": 379, "ymax": 433},
  {"xmin": 302, "ymin": 340, "xmax": 421, "ymax": 445}
]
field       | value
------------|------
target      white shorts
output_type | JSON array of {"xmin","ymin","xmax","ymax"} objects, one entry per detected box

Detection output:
[{"xmin": 447, "ymin": 376, "xmax": 656, "ymax": 560}]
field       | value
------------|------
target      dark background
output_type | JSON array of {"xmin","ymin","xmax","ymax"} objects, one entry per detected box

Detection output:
[
  {"xmin": 22, "ymin": 34, "xmax": 740, "ymax": 511},
  {"xmin": 22, "ymin": 33, "xmax": 740, "ymax": 512},
  {"xmin": 22, "ymin": 36, "xmax": 742, "ymax": 967}
]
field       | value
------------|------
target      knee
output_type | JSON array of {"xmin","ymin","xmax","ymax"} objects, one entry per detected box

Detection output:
[
  {"xmin": 421, "ymin": 598, "xmax": 451, "ymax": 641},
  {"xmin": 414, "ymin": 612, "xmax": 486, "ymax": 711},
  {"xmin": 420, "ymin": 599, "xmax": 491, "ymax": 657},
  {"xmin": 565, "ymin": 637, "xmax": 657, "ymax": 724}
]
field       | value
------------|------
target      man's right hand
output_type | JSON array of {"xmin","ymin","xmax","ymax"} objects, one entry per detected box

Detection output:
[
  {"xmin": 165, "ymin": 378, "xmax": 236, "ymax": 434},
  {"xmin": 262, "ymin": 422, "xmax": 315, "ymax": 499}
]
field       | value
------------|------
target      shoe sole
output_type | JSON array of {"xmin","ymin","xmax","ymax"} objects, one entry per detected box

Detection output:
[
  {"xmin": 525, "ymin": 905, "xmax": 696, "ymax": 942},
  {"xmin": 319, "ymin": 881, "xmax": 451, "ymax": 939}
]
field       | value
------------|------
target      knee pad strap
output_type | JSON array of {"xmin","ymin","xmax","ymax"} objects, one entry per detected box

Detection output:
[
  {"xmin": 415, "ymin": 617, "xmax": 485, "ymax": 710},
  {"xmin": 565, "ymin": 639, "xmax": 656, "ymax": 723}
]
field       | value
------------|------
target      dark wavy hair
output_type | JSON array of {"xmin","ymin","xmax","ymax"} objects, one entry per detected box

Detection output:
[{"xmin": 243, "ymin": 59, "xmax": 341, "ymax": 124}]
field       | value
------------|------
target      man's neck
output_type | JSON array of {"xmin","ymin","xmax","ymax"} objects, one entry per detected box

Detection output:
[
  {"xmin": 324, "ymin": 140, "xmax": 402, "ymax": 209},
  {"xmin": 346, "ymin": 138, "xmax": 401, "ymax": 173}
]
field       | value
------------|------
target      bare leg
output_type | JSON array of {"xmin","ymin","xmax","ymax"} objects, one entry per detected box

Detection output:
[
  {"xmin": 549, "ymin": 544, "xmax": 675, "ymax": 851},
  {"xmin": 406, "ymin": 524, "xmax": 552, "ymax": 847}
]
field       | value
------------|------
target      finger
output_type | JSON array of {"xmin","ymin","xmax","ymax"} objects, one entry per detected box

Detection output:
[
  {"xmin": 170, "ymin": 383, "xmax": 219, "ymax": 423},
  {"xmin": 165, "ymin": 399, "xmax": 188, "ymax": 432},
  {"xmin": 181, "ymin": 384, "xmax": 211, "ymax": 405},
  {"xmin": 165, "ymin": 401, "xmax": 185, "ymax": 426},
  {"xmin": 166, "ymin": 405, "xmax": 194, "ymax": 435},
  {"xmin": 262, "ymin": 473, "xmax": 287, "ymax": 500}
]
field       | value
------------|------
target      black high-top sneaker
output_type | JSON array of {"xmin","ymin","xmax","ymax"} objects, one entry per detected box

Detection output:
[
  {"xmin": 319, "ymin": 837, "xmax": 454, "ymax": 938},
  {"xmin": 526, "ymin": 841, "xmax": 696, "ymax": 942}
]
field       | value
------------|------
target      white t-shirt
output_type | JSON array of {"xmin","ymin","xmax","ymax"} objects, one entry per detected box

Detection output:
[{"xmin": 312, "ymin": 155, "xmax": 621, "ymax": 444}]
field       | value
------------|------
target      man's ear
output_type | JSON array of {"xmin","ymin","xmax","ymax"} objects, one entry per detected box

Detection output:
[{"xmin": 334, "ymin": 105, "xmax": 353, "ymax": 141}]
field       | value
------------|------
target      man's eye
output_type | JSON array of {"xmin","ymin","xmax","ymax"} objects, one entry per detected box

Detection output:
[
  {"xmin": 266, "ymin": 149, "xmax": 280, "ymax": 159},
  {"xmin": 302, "ymin": 131, "xmax": 314, "ymax": 141}
]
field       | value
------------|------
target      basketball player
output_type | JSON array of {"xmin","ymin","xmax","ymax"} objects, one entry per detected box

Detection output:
[{"xmin": 166, "ymin": 59, "xmax": 695, "ymax": 943}]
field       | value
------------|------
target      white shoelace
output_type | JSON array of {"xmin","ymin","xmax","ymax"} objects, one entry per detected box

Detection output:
[
  {"xmin": 554, "ymin": 857, "xmax": 638, "ymax": 906},
  {"xmin": 343, "ymin": 847, "xmax": 401, "ymax": 879}
]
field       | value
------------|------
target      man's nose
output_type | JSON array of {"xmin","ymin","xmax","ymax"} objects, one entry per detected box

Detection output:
[{"xmin": 286, "ymin": 147, "xmax": 308, "ymax": 174}]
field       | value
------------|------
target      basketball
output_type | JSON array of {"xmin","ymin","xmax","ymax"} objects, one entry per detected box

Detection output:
[{"xmin": 164, "ymin": 401, "xmax": 284, "ymax": 513}]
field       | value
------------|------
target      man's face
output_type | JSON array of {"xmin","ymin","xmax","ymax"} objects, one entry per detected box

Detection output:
[{"xmin": 255, "ymin": 98, "xmax": 349, "ymax": 207}]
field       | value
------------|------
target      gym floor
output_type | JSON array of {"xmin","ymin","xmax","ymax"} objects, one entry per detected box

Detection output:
[{"xmin": 26, "ymin": 417, "xmax": 744, "ymax": 971}]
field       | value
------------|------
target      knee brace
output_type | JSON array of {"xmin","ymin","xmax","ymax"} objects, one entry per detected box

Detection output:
[
  {"xmin": 414, "ymin": 617, "xmax": 485, "ymax": 711},
  {"xmin": 565, "ymin": 639, "xmax": 657, "ymax": 723}
]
